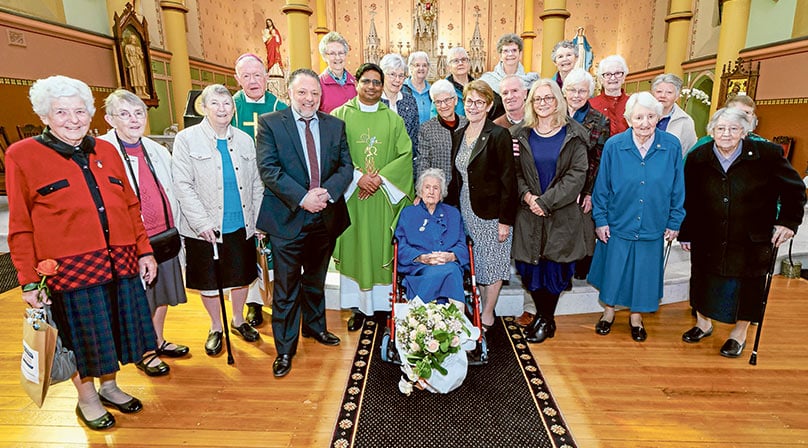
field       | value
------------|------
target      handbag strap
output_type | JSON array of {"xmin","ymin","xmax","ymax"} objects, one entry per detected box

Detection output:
[{"xmin": 114, "ymin": 133, "xmax": 172, "ymax": 228}]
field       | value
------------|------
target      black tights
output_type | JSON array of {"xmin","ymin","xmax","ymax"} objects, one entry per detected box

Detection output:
[{"xmin": 529, "ymin": 288, "xmax": 560, "ymax": 320}]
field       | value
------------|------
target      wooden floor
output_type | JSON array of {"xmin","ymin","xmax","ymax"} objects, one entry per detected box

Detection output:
[{"xmin": 1, "ymin": 277, "xmax": 807, "ymax": 447}]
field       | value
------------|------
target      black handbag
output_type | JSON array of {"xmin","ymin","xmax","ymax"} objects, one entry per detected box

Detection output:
[{"xmin": 116, "ymin": 134, "xmax": 181, "ymax": 263}]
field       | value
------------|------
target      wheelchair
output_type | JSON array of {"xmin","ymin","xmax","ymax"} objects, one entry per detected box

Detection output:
[{"xmin": 379, "ymin": 236, "xmax": 489, "ymax": 366}]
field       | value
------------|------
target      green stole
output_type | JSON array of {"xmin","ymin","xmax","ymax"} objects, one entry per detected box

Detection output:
[{"xmin": 231, "ymin": 90, "xmax": 287, "ymax": 140}]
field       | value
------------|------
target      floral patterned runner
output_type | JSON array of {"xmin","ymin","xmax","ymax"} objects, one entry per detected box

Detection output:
[{"xmin": 330, "ymin": 316, "xmax": 577, "ymax": 448}]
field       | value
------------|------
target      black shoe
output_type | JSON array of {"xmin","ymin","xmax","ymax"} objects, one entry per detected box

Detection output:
[
  {"xmin": 135, "ymin": 352, "xmax": 170, "ymax": 377},
  {"xmin": 720, "ymin": 338, "xmax": 745, "ymax": 358},
  {"xmin": 347, "ymin": 311, "xmax": 366, "ymax": 332},
  {"xmin": 525, "ymin": 316, "xmax": 556, "ymax": 343},
  {"xmin": 302, "ymin": 329, "xmax": 341, "ymax": 346},
  {"xmin": 205, "ymin": 331, "xmax": 223, "ymax": 356},
  {"xmin": 273, "ymin": 354, "xmax": 292, "ymax": 377},
  {"xmin": 99, "ymin": 393, "xmax": 143, "ymax": 414},
  {"xmin": 630, "ymin": 323, "xmax": 647, "ymax": 342},
  {"xmin": 76, "ymin": 404, "xmax": 115, "ymax": 430},
  {"xmin": 231, "ymin": 321, "xmax": 260, "ymax": 342},
  {"xmin": 156, "ymin": 340, "xmax": 189, "ymax": 358},
  {"xmin": 682, "ymin": 326, "xmax": 713, "ymax": 343},
  {"xmin": 246, "ymin": 303, "xmax": 264, "ymax": 327},
  {"xmin": 595, "ymin": 315, "xmax": 614, "ymax": 335}
]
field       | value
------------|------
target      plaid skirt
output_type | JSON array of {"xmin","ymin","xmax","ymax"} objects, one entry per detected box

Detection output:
[{"xmin": 50, "ymin": 276, "xmax": 156, "ymax": 378}]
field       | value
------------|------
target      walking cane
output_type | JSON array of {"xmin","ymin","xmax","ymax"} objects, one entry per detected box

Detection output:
[
  {"xmin": 212, "ymin": 230, "xmax": 235, "ymax": 365},
  {"xmin": 749, "ymin": 244, "xmax": 779, "ymax": 366},
  {"xmin": 663, "ymin": 240, "xmax": 673, "ymax": 273}
]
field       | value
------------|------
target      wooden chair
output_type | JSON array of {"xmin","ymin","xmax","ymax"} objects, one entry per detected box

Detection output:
[
  {"xmin": 16, "ymin": 123, "xmax": 43, "ymax": 140},
  {"xmin": 0, "ymin": 126, "xmax": 9, "ymax": 195}
]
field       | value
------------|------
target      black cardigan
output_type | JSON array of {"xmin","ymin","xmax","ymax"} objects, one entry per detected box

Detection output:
[
  {"xmin": 678, "ymin": 138, "xmax": 806, "ymax": 277},
  {"xmin": 445, "ymin": 119, "xmax": 517, "ymax": 226}
]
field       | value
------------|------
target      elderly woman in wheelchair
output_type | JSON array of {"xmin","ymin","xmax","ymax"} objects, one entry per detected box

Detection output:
[{"xmin": 394, "ymin": 168, "xmax": 469, "ymax": 305}]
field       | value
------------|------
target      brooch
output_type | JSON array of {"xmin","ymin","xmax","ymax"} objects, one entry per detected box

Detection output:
[{"xmin": 419, "ymin": 218, "xmax": 428, "ymax": 232}]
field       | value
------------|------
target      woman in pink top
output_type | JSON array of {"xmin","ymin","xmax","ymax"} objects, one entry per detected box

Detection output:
[{"xmin": 318, "ymin": 32, "xmax": 357, "ymax": 113}]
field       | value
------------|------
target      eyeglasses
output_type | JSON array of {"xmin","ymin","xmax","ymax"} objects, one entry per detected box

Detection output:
[
  {"xmin": 449, "ymin": 57, "xmax": 469, "ymax": 65},
  {"xmin": 325, "ymin": 51, "xmax": 346, "ymax": 58},
  {"xmin": 433, "ymin": 97, "xmax": 455, "ymax": 107},
  {"xmin": 113, "ymin": 110, "xmax": 146, "ymax": 120},
  {"xmin": 411, "ymin": 63, "xmax": 429, "ymax": 69},
  {"xmin": 714, "ymin": 125, "xmax": 744, "ymax": 136},
  {"xmin": 501, "ymin": 48, "xmax": 520, "ymax": 55},
  {"xmin": 533, "ymin": 96, "xmax": 557, "ymax": 104},
  {"xmin": 359, "ymin": 78, "xmax": 382, "ymax": 87},
  {"xmin": 464, "ymin": 99, "xmax": 487, "ymax": 109},
  {"xmin": 386, "ymin": 72, "xmax": 406, "ymax": 80},
  {"xmin": 565, "ymin": 88, "xmax": 589, "ymax": 97},
  {"xmin": 601, "ymin": 71, "xmax": 625, "ymax": 79}
]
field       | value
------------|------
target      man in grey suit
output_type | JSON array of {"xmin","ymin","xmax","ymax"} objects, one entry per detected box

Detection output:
[{"xmin": 255, "ymin": 68, "xmax": 353, "ymax": 377}]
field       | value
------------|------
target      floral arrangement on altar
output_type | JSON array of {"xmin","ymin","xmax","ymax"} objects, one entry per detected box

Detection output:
[
  {"xmin": 395, "ymin": 298, "xmax": 478, "ymax": 395},
  {"xmin": 679, "ymin": 87, "xmax": 711, "ymax": 106}
]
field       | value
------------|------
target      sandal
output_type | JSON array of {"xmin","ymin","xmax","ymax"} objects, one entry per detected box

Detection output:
[{"xmin": 156, "ymin": 340, "xmax": 190, "ymax": 358}]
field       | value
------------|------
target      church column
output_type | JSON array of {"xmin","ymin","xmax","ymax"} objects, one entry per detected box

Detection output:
[
  {"xmin": 159, "ymin": 0, "xmax": 193, "ymax": 129},
  {"xmin": 663, "ymin": 0, "xmax": 693, "ymax": 78},
  {"xmin": 539, "ymin": 0, "xmax": 570, "ymax": 78},
  {"xmin": 710, "ymin": 0, "xmax": 751, "ymax": 114},
  {"xmin": 314, "ymin": 0, "xmax": 328, "ymax": 72},
  {"xmin": 520, "ymin": 0, "xmax": 537, "ymax": 72},
  {"xmin": 282, "ymin": 0, "xmax": 314, "ymax": 70}
]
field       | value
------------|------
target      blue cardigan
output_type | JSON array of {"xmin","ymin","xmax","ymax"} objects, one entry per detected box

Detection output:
[{"xmin": 591, "ymin": 129, "xmax": 685, "ymax": 241}]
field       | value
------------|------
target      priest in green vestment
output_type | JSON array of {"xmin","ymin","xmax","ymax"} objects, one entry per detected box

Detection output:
[
  {"xmin": 231, "ymin": 53, "xmax": 287, "ymax": 139},
  {"xmin": 331, "ymin": 63, "xmax": 414, "ymax": 331},
  {"xmin": 231, "ymin": 53, "xmax": 287, "ymax": 326}
]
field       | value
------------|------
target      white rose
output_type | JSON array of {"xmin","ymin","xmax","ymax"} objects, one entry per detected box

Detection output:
[{"xmin": 398, "ymin": 377, "xmax": 413, "ymax": 395}]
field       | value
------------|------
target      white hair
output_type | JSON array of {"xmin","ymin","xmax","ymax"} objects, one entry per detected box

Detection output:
[
  {"xmin": 29, "ymin": 75, "xmax": 96, "ymax": 117},
  {"xmin": 624, "ymin": 91, "xmax": 663, "ymax": 122},
  {"xmin": 562, "ymin": 68, "xmax": 595, "ymax": 97}
]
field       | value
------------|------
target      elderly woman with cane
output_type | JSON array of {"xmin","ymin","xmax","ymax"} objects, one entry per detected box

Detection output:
[
  {"xmin": 172, "ymin": 84, "xmax": 264, "ymax": 356},
  {"xmin": 678, "ymin": 107, "xmax": 806, "ymax": 358},
  {"xmin": 7, "ymin": 75, "xmax": 157, "ymax": 430}
]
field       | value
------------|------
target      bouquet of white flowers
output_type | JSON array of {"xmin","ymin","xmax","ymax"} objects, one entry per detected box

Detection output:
[{"xmin": 394, "ymin": 298, "xmax": 479, "ymax": 395}]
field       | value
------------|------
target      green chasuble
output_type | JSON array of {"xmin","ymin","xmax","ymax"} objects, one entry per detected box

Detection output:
[
  {"xmin": 231, "ymin": 90, "xmax": 287, "ymax": 140},
  {"xmin": 331, "ymin": 98, "xmax": 414, "ymax": 290}
]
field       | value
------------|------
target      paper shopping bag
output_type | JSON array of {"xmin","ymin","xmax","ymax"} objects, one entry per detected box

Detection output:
[
  {"xmin": 256, "ymin": 238, "xmax": 274, "ymax": 307},
  {"xmin": 20, "ymin": 313, "xmax": 58, "ymax": 408}
]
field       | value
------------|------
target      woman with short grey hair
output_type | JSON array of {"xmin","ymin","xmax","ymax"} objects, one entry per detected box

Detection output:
[
  {"xmin": 562, "ymin": 68, "xmax": 610, "ymax": 280},
  {"xmin": 680, "ymin": 107, "xmax": 805, "ymax": 357},
  {"xmin": 380, "ymin": 53, "xmax": 420, "ymax": 174},
  {"xmin": 394, "ymin": 168, "xmax": 469, "ymax": 305},
  {"xmin": 551, "ymin": 40, "xmax": 578, "ymax": 87},
  {"xmin": 652, "ymin": 73, "xmax": 697, "ymax": 154},
  {"xmin": 416, "ymin": 79, "xmax": 468, "ymax": 183},
  {"xmin": 172, "ymin": 83, "xmax": 264, "ymax": 356},
  {"xmin": 100, "ymin": 89, "xmax": 189, "ymax": 377},
  {"xmin": 591, "ymin": 54, "xmax": 630, "ymax": 135},
  {"xmin": 405, "ymin": 51, "xmax": 432, "ymax": 124},
  {"xmin": 588, "ymin": 91, "xmax": 685, "ymax": 342},
  {"xmin": 318, "ymin": 31, "xmax": 356, "ymax": 112}
]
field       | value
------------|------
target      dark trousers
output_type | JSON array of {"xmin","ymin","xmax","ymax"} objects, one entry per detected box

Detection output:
[
  {"xmin": 530, "ymin": 289, "xmax": 561, "ymax": 320},
  {"xmin": 269, "ymin": 213, "xmax": 334, "ymax": 356}
]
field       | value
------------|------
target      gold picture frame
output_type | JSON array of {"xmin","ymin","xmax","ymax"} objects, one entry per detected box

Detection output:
[
  {"xmin": 717, "ymin": 57, "xmax": 759, "ymax": 108},
  {"xmin": 112, "ymin": 3, "xmax": 158, "ymax": 107}
]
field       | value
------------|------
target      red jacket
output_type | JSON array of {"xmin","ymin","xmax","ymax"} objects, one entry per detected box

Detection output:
[
  {"xmin": 590, "ymin": 90, "xmax": 629, "ymax": 136},
  {"xmin": 7, "ymin": 136, "xmax": 152, "ymax": 291}
]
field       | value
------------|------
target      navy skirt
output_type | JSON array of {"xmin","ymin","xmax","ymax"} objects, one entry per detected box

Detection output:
[
  {"xmin": 184, "ymin": 227, "xmax": 256, "ymax": 291},
  {"xmin": 515, "ymin": 259, "xmax": 575, "ymax": 295},
  {"xmin": 690, "ymin": 271, "xmax": 766, "ymax": 323},
  {"xmin": 50, "ymin": 276, "xmax": 156, "ymax": 378}
]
